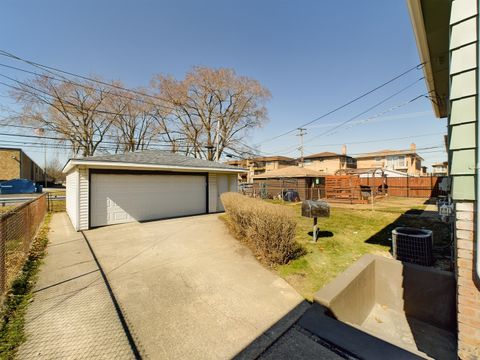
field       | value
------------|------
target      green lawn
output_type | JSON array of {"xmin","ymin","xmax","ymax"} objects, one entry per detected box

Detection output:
[{"xmin": 272, "ymin": 200, "xmax": 451, "ymax": 301}]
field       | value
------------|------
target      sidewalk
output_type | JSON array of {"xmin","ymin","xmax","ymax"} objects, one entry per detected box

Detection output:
[{"xmin": 17, "ymin": 213, "xmax": 134, "ymax": 359}]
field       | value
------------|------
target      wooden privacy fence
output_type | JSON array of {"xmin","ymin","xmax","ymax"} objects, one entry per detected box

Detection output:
[
  {"xmin": 324, "ymin": 176, "xmax": 364, "ymax": 203},
  {"xmin": 0, "ymin": 194, "xmax": 47, "ymax": 296},
  {"xmin": 248, "ymin": 175, "xmax": 446, "ymax": 202},
  {"xmin": 359, "ymin": 176, "xmax": 446, "ymax": 198},
  {"xmin": 252, "ymin": 178, "xmax": 325, "ymax": 200}
]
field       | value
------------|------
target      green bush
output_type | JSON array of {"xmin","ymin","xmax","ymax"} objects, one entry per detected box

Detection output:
[{"xmin": 221, "ymin": 192, "xmax": 298, "ymax": 265}]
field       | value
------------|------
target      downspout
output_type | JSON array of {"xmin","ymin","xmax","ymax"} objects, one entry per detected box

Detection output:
[{"xmin": 476, "ymin": 1, "xmax": 480, "ymax": 282}]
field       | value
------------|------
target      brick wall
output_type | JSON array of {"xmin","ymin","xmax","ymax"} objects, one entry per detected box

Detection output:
[
  {"xmin": 0, "ymin": 149, "xmax": 21, "ymax": 181},
  {"xmin": 455, "ymin": 201, "xmax": 480, "ymax": 359},
  {"xmin": 20, "ymin": 151, "xmax": 45, "ymax": 182}
]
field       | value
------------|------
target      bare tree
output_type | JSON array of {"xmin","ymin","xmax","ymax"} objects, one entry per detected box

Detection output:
[
  {"xmin": 12, "ymin": 76, "xmax": 124, "ymax": 157},
  {"xmin": 107, "ymin": 85, "xmax": 169, "ymax": 153},
  {"xmin": 152, "ymin": 67, "xmax": 270, "ymax": 160},
  {"xmin": 45, "ymin": 157, "xmax": 65, "ymax": 184}
]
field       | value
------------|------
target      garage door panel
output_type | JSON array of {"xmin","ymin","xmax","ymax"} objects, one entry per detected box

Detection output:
[{"xmin": 90, "ymin": 174, "xmax": 206, "ymax": 227}]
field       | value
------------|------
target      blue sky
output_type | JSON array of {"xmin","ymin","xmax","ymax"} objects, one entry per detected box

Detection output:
[{"xmin": 0, "ymin": 0, "xmax": 447, "ymax": 168}]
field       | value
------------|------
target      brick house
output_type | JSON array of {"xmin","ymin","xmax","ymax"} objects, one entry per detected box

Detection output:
[
  {"xmin": 302, "ymin": 151, "xmax": 356, "ymax": 175},
  {"xmin": 408, "ymin": 0, "xmax": 479, "ymax": 357},
  {"xmin": 0, "ymin": 147, "xmax": 45, "ymax": 183},
  {"xmin": 355, "ymin": 144, "xmax": 424, "ymax": 176}
]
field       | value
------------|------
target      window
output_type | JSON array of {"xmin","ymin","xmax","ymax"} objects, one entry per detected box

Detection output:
[
  {"xmin": 375, "ymin": 157, "xmax": 382, "ymax": 162},
  {"xmin": 386, "ymin": 155, "xmax": 406, "ymax": 169}
]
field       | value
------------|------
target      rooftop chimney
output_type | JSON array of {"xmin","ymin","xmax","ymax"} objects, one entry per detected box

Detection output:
[
  {"xmin": 410, "ymin": 143, "xmax": 416, "ymax": 152},
  {"xmin": 341, "ymin": 144, "xmax": 347, "ymax": 155}
]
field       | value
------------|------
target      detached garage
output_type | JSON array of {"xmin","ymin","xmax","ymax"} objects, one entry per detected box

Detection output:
[{"xmin": 63, "ymin": 151, "xmax": 245, "ymax": 231}]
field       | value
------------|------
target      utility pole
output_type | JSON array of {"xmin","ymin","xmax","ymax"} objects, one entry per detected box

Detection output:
[
  {"xmin": 36, "ymin": 128, "xmax": 47, "ymax": 188},
  {"xmin": 214, "ymin": 119, "xmax": 221, "ymax": 162},
  {"xmin": 296, "ymin": 128, "xmax": 307, "ymax": 167}
]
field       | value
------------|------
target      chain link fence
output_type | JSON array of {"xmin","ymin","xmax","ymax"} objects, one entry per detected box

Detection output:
[{"xmin": 0, "ymin": 193, "xmax": 47, "ymax": 296}]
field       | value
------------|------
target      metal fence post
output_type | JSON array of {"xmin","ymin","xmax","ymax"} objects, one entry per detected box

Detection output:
[
  {"xmin": 407, "ymin": 175, "xmax": 410, "ymax": 198},
  {"xmin": 0, "ymin": 217, "xmax": 5, "ymax": 295}
]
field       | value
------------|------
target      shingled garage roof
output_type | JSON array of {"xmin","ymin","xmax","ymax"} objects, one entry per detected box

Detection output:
[
  {"xmin": 252, "ymin": 166, "xmax": 323, "ymax": 179},
  {"xmin": 62, "ymin": 150, "xmax": 246, "ymax": 173}
]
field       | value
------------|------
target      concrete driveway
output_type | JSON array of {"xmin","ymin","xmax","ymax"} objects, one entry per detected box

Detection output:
[{"xmin": 84, "ymin": 214, "xmax": 306, "ymax": 359}]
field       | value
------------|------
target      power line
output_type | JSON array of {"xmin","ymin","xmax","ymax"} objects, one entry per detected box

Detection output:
[
  {"xmin": 0, "ymin": 73, "xmax": 139, "ymax": 118},
  {"xmin": 255, "ymin": 63, "xmax": 424, "ymax": 146},
  {"xmin": 0, "ymin": 49, "xmax": 173, "ymax": 105},
  {"xmin": 0, "ymin": 129, "xmax": 234, "ymax": 154},
  {"xmin": 272, "ymin": 131, "xmax": 444, "ymax": 156},
  {"xmin": 0, "ymin": 111, "xmax": 186, "ymax": 145},
  {"xmin": 0, "ymin": 61, "xmax": 178, "ymax": 113},
  {"xmin": 308, "ymin": 132, "xmax": 444, "ymax": 148},
  {"xmin": 0, "ymin": 53, "xmax": 266, "ymax": 157},
  {"xmin": 303, "ymin": 79, "xmax": 425, "ymax": 144},
  {"xmin": 272, "ymin": 87, "xmax": 426, "ymax": 156}
]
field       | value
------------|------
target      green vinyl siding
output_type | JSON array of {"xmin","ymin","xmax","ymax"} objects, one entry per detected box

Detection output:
[
  {"xmin": 450, "ymin": 149, "xmax": 476, "ymax": 175},
  {"xmin": 450, "ymin": 96, "xmax": 476, "ymax": 124},
  {"xmin": 450, "ymin": 70, "xmax": 477, "ymax": 99},
  {"xmin": 452, "ymin": 176, "xmax": 476, "ymax": 200},
  {"xmin": 451, "ymin": 43, "xmax": 477, "ymax": 74},
  {"xmin": 450, "ymin": 0, "xmax": 477, "ymax": 25},
  {"xmin": 449, "ymin": 1, "xmax": 478, "ymax": 201},
  {"xmin": 450, "ymin": 123, "xmax": 476, "ymax": 149},
  {"xmin": 450, "ymin": 17, "xmax": 477, "ymax": 48}
]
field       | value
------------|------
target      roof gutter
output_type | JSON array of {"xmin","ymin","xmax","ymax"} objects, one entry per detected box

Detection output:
[
  {"xmin": 407, "ymin": 0, "xmax": 442, "ymax": 118},
  {"xmin": 62, "ymin": 159, "xmax": 247, "ymax": 174}
]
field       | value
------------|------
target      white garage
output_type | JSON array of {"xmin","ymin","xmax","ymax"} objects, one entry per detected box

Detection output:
[{"xmin": 63, "ymin": 151, "xmax": 244, "ymax": 230}]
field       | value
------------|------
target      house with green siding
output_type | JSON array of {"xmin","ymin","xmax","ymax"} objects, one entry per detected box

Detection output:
[{"xmin": 408, "ymin": 0, "xmax": 480, "ymax": 358}]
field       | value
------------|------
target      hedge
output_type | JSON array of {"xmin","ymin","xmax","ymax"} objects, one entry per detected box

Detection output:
[{"xmin": 221, "ymin": 192, "xmax": 298, "ymax": 265}]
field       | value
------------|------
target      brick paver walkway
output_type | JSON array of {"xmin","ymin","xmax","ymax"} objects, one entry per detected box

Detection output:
[{"xmin": 17, "ymin": 213, "xmax": 135, "ymax": 359}]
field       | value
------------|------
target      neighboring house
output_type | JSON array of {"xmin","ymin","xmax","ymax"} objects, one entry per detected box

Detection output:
[
  {"xmin": 432, "ymin": 161, "xmax": 448, "ymax": 176},
  {"xmin": 63, "ymin": 150, "xmax": 245, "ymax": 230},
  {"xmin": 355, "ymin": 144, "xmax": 424, "ymax": 176},
  {"xmin": 252, "ymin": 166, "xmax": 324, "ymax": 200},
  {"xmin": 226, "ymin": 156, "xmax": 296, "ymax": 183},
  {"xmin": 408, "ymin": 0, "xmax": 479, "ymax": 357},
  {"xmin": 302, "ymin": 150, "xmax": 356, "ymax": 175},
  {"xmin": 0, "ymin": 147, "xmax": 45, "ymax": 182}
]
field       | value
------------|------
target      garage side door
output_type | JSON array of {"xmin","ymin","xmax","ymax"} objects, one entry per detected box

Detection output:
[{"xmin": 90, "ymin": 173, "xmax": 206, "ymax": 227}]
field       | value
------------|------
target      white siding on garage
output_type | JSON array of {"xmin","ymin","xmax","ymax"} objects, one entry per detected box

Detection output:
[
  {"xmin": 216, "ymin": 175, "xmax": 229, "ymax": 211},
  {"xmin": 66, "ymin": 169, "xmax": 79, "ymax": 230},
  {"xmin": 209, "ymin": 173, "xmax": 236, "ymax": 213},
  {"xmin": 228, "ymin": 175, "xmax": 238, "ymax": 192},
  {"xmin": 208, "ymin": 173, "xmax": 217, "ymax": 213},
  {"xmin": 78, "ymin": 167, "xmax": 89, "ymax": 230},
  {"xmin": 90, "ymin": 173, "xmax": 207, "ymax": 227}
]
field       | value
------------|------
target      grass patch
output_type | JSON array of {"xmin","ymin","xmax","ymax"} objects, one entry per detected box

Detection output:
[
  {"xmin": 273, "ymin": 201, "xmax": 450, "ymax": 301},
  {"xmin": 46, "ymin": 190, "xmax": 66, "ymax": 213},
  {"xmin": 0, "ymin": 207, "xmax": 15, "ymax": 215},
  {"xmin": 49, "ymin": 200, "xmax": 65, "ymax": 213},
  {"xmin": 0, "ymin": 213, "xmax": 51, "ymax": 359}
]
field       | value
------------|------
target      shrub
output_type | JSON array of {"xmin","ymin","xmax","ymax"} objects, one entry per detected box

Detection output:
[{"xmin": 221, "ymin": 192, "xmax": 298, "ymax": 265}]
